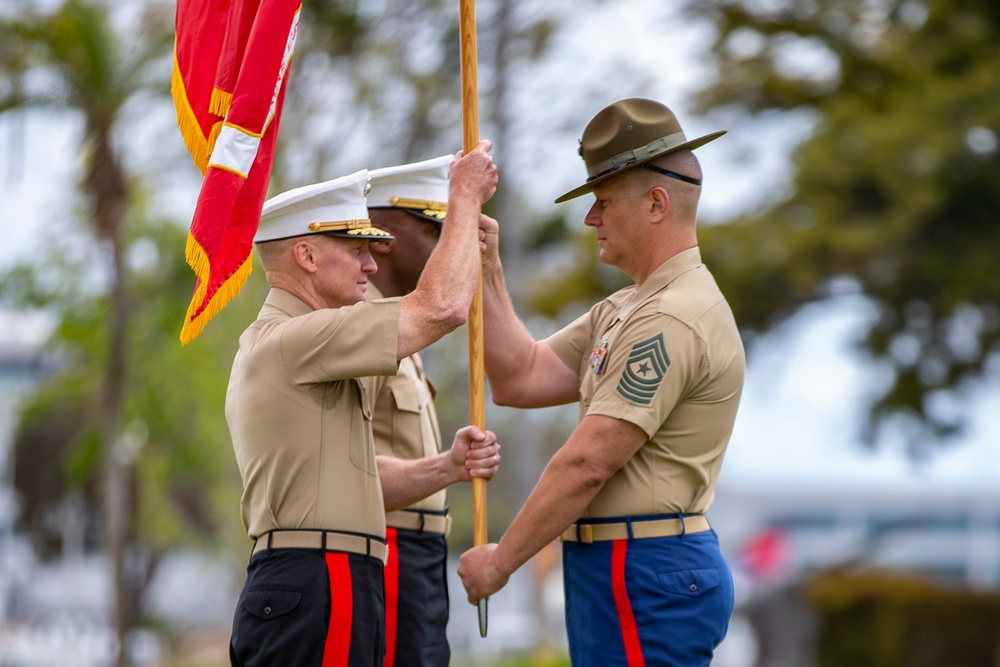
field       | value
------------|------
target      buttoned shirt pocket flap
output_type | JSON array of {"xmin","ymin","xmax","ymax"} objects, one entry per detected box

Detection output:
[
  {"xmin": 657, "ymin": 567, "xmax": 721, "ymax": 598},
  {"xmin": 244, "ymin": 587, "xmax": 302, "ymax": 620},
  {"xmin": 390, "ymin": 381, "xmax": 422, "ymax": 413}
]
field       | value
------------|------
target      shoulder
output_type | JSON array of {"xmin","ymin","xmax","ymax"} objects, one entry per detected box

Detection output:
[{"xmin": 654, "ymin": 263, "xmax": 730, "ymax": 329}]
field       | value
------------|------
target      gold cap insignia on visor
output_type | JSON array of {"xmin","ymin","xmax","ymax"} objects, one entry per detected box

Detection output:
[
  {"xmin": 308, "ymin": 221, "xmax": 394, "ymax": 237},
  {"xmin": 256, "ymin": 170, "xmax": 395, "ymax": 242},
  {"xmin": 388, "ymin": 197, "xmax": 447, "ymax": 220}
]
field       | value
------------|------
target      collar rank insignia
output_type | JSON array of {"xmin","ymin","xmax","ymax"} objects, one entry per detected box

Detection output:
[
  {"xmin": 616, "ymin": 333, "xmax": 670, "ymax": 405},
  {"xmin": 589, "ymin": 337, "xmax": 609, "ymax": 375}
]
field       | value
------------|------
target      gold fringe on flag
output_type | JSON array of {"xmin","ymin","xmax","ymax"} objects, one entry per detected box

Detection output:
[
  {"xmin": 171, "ymin": 48, "xmax": 212, "ymax": 175},
  {"xmin": 209, "ymin": 88, "xmax": 233, "ymax": 118},
  {"xmin": 179, "ymin": 232, "xmax": 254, "ymax": 345}
]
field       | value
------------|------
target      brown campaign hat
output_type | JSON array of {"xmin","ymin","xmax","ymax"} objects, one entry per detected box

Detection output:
[{"xmin": 554, "ymin": 98, "xmax": 726, "ymax": 203}]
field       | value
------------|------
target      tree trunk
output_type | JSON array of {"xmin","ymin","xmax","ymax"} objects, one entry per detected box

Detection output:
[
  {"xmin": 103, "ymin": 228, "xmax": 130, "ymax": 667},
  {"xmin": 91, "ymin": 125, "xmax": 133, "ymax": 667}
]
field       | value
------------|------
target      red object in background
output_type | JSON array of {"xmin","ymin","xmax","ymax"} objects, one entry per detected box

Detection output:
[{"xmin": 741, "ymin": 528, "xmax": 790, "ymax": 579}]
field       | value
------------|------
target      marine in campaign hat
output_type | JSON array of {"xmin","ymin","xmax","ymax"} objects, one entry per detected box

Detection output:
[
  {"xmin": 556, "ymin": 97, "xmax": 726, "ymax": 203},
  {"xmin": 459, "ymin": 98, "xmax": 743, "ymax": 666}
]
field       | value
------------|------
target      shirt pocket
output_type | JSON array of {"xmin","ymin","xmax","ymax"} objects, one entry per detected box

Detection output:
[
  {"xmin": 388, "ymin": 379, "xmax": 438, "ymax": 459},
  {"xmin": 348, "ymin": 379, "xmax": 377, "ymax": 474},
  {"xmin": 390, "ymin": 380, "xmax": 422, "ymax": 414},
  {"xmin": 657, "ymin": 567, "xmax": 721, "ymax": 598}
]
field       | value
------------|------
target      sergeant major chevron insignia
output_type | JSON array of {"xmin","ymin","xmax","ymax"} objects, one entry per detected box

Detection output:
[{"xmin": 616, "ymin": 333, "xmax": 670, "ymax": 405}]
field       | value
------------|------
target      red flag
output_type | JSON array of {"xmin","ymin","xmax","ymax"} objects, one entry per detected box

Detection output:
[{"xmin": 171, "ymin": 0, "xmax": 302, "ymax": 344}]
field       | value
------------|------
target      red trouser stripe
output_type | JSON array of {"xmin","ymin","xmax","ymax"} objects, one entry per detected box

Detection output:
[
  {"xmin": 612, "ymin": 540, "xmax": 646, "ymax": 667},
  {"xmin": 383, "ymin": 528, "xmax": 400, "ymax": 667},
  {"xmin": 322, "ymin": 552, "xmax": 353, "ymax": 667}
]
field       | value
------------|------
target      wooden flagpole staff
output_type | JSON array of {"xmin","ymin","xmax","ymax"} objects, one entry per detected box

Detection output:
[{"xmin": 459, "ymin": 0, "xmax": 489, "ymax": 639}]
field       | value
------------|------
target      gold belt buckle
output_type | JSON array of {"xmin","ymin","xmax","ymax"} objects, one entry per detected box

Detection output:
[{"xmin": 579, "ymin": 524, "xmax": 594, "ymax": 544}]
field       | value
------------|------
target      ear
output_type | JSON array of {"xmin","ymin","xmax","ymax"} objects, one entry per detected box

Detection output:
[
  {"xmin": 292, "ymin": 239, "xmax": 319, "ymax": 273},
  {"xmin": 648, "ymin": 186, "xmax": 670, "ymax": 223},
  {"xmin": 369, "ymin": 239, "xmax": 394, "ymax": 256}
]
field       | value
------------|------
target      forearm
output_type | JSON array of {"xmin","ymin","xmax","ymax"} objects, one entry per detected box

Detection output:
[
  {"xmin": 378, "ymin": 423, "xmax": 498, "ymax": 510},
  {"xmin": 481, "ymin": 256, "xmax": 541, "ymax": 400},
  {"xmin": 377, "ymin": 453, "xmax": 458, "ymax": 512},
  {"xmin": 482, "ymin": 257, "xmax": 579, "ymax": 407},
  {"xmin": 492, "ymin": 447, "xmax": 606, "ymax": 577},
  {"xmin": 397, "ymin": 208, "xmax": 479, "ymax": 357},
  {"xmin": 459, "ymin": 416, "xmax": 644, "ymax": 603},
  {"xmin": 397, "ymin": 148, "xmax": 496, "ymax": 359},
  {"xmin": 420, "ymin": 188, "xmax": 484, "ymax": 306}
]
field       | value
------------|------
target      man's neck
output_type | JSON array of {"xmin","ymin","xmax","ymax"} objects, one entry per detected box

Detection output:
[
  {"xmin": 369, "ymin": 274, "xmax": 403, "ymax": 299},
  {"xmin": 630, "ymin": 238, "xmax": 698, "ymax": 288},
  {"xmin": 267, "ymin": 272, "xmax": 324, "ymax": 310}
]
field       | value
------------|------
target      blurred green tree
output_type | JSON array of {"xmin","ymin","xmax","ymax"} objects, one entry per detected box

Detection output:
[
  {"xmin": 685, "ymin": 0, "xmax": 1000, "ymax": 455},
  {"xmin": 518, "ymin": 0, "xmax": 1000, "ymax": 456},
  {"xmin": 5, "ymin": 213, "xmax": 261, "ymax": 643},
  {"xmin": 1, "ymin": 0, "xmax": 178, "ymax": 662}
]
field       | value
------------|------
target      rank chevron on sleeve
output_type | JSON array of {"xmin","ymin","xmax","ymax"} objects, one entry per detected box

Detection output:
[{"xmin": 616, "ymin": 333, "xmax": 670, "ymax": 405}]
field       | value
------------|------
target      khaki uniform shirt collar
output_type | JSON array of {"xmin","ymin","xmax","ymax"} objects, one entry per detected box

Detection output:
[
  {"xmin": 615, "ymin": 247, "xmax": 703, "ymax": 323},
  {"xmin": 264, "ymin": 288, "xmax": 315, "ymax": 317}
]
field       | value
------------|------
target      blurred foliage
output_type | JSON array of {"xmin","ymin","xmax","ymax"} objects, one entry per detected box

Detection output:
[
  {"xmin": 0, "ymin": 1, "xmax": 184, "ymax": 650},
  {"xmin": 681, "ymin": 0, "xmax": 1000, "ymax": 454},
  {"xmin": 280, "ymin": 0, "xmax": 592, "ymax": 182},
  {"xmin": 807, "ymin": 569, "xmax": 1000, "ymax": 666},
  {"xmin": 5, "ymin": 214, "xmax": 262, "ymax": 561},
  {"xmin": 451, "ymin": 650, "xmax": 571, "ymax": 667}
]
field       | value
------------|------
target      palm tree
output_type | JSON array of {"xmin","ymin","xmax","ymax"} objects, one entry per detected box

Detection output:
[{"xmin": 0, "ymin": 1, "xmax": 171, "ymax": 664}]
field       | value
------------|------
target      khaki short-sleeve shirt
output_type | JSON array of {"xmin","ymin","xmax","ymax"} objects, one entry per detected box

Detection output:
[
  {"xmin": 545, "ymin": 248, "xmax": 745, "ymax": 518},
  {"xmin": 368, "ymin": 285, "xmax": 446, "ymax": 512},
  {"xmin": 226, "ymin": 288, "xmax": 401, "ymax": 540}
]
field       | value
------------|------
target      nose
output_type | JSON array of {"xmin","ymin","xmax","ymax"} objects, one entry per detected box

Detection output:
[
  {"xmin": 360, "ymin": 247, "xmax": 378, "ymax": 274},
  {"xmin": 584, "ymin": 201, "xmax": 601, "ymax": 227}
]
